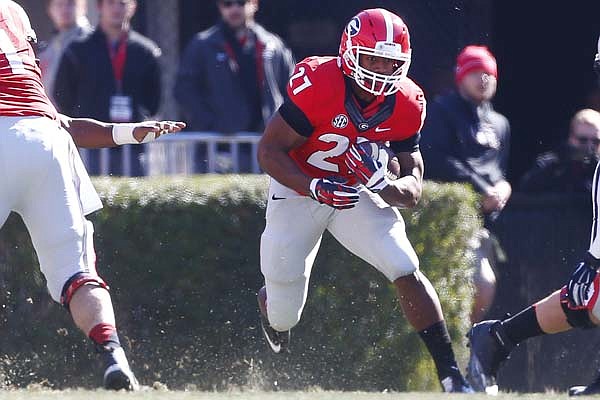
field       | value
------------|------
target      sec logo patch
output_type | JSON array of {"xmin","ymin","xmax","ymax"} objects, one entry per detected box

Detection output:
[{"xmin": 332, "ymin": 114, "xmax": 349, "ymax": 129}]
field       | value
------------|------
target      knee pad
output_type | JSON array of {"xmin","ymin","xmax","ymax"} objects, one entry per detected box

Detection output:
[
  {"xmin": 60, "ymin": 272, "xmax": 109, "ymax": 309},
  {"xmin": 560, "ymin": 286, "xmax": 596, "ymax": 329}
]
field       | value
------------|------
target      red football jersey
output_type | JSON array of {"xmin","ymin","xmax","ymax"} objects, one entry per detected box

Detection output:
[
  {"xmin": 284, "ymin": 56, "xmax": 426, "ymax": 184},
  {"xmin": 0, "ymin": 1, "xmax": 57, "ymax": 119}
]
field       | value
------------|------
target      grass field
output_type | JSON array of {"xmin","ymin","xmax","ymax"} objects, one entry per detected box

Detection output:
[{"xmin": 0, "ymin": 390, "xmax": 578, "ymax": 400}]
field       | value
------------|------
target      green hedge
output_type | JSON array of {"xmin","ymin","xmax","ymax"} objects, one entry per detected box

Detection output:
[{"xmin": 0, "ymin": 175, "xmax": 480, "ymax": 391}]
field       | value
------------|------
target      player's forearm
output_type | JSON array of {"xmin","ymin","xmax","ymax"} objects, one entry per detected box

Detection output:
[
  {"xmin": 61, "ymin": 117, "xmax": 117, "ymax": 148},
  {"xmin": 379, "ymin": 175, "xmax": 422, "ymax": 208},
  {"xmin": 258, "ymin": 144, "xmax": 312, "ymax": 195}
]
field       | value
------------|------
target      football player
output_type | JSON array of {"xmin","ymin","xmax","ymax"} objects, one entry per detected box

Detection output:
[
  {"xmin": 256, "ymin": 8, "xmax": 472, "ymax": 392},
  {"xmin": 0, "ymin": 0, "xmax": 184, "ymax": 390},
  {"xmin": 466, "ymin": 34, "xmax": 600, "ymax": 396}
]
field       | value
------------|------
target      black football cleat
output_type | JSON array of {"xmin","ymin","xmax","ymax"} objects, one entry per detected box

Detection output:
[
  {"xmin": 97, "ymin": 344, "xmax": 140, "ymax": 391},
  {"xmin": 466, "ymin": 320, "xmax": 515, "ymax": 395},
  {"xmin": 257, "ymin": 286, "xmax": 290, "ymax": 354},
  {"xmin": 440, "ymin": 370, "xmax": 474, "ymax": 393},
  {"xmin": 569, "ymin": 373, "xmax": 600, "ymax": 396}
]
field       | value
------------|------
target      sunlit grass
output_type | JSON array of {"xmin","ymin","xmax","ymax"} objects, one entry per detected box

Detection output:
[{"xmin": 0, "ymin": 389, "xmax": 573, "ymax": 400}]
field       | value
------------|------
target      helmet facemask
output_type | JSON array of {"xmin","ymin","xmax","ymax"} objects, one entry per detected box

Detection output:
[{"xmin": 342, "ymin": 41, "xmax": 411, "ymax": 96}]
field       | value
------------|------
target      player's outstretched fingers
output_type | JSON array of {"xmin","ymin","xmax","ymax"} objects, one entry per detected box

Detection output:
[
  {"xmin": 156, "ymin": 121, "xmax": 186, "ymax": 138},
  {"xmin": 134, "ymin": 121, "xmax": 186, "ymax": 142},
  {"xmin": 166, "ymin": 121, "xmax": 186, "ymax": 132}
]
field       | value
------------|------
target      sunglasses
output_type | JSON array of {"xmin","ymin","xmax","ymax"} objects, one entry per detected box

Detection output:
[
  {"xmin": 221, "ymin": 0, "xmax": 246, "ymax": 7},
  {"xmin": 574, "ymin": 136, "xmax": 600, "ymax": 146}
]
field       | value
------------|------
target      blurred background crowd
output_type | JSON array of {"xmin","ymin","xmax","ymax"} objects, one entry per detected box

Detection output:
[{"xmin": 18, "ymin": 0, "xmax": 600, "ymax": 180}]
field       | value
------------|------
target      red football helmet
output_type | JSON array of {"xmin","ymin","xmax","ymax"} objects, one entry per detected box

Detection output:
[{"xmin": 339, "ymin": 8, "xmax": 412, "ymax": 96}]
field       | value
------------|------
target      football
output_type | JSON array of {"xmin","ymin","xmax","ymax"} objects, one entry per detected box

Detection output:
[{"xmin": 355, "ymin": 141, "xmax": 401, "ymax": 180}]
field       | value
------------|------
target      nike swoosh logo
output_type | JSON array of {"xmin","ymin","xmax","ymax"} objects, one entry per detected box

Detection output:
[
  {"xmin": 271, "ymin": 194, "xmax": 286, "ymax": 200},
  {"xmin": 375, "ymin": 127, "xmax": 391, "ymax": 133}
]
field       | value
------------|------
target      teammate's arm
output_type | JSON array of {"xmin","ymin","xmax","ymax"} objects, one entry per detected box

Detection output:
[
  {"xmin": 379, "ymin": 150, "xmax": 424, "ymax": 208},
  {"xmin": 257, "ymin": 112, "xmax": 312, "ymax": 194},
  {"xmin": 58, "ymin": 114, "xmax": 186, "ymax": 149}
]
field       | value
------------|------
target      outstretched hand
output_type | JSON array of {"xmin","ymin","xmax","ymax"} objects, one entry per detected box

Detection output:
[{"xmin": 133, "ymin": 121, "xmax": 187, "ymax": 143}]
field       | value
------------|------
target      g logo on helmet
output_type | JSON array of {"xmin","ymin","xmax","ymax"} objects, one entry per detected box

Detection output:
[{"xmin": 346, "ymin": 17, "xmax": 361, "ymax": 37}]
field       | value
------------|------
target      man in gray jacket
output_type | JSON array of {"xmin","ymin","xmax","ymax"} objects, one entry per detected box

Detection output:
[
  {"xmin": 39, "ymin": 0, "xmax": 91, "ymax": 106},
  {"xmin": 174, "ymin": 0, "xmax": 295, "ymax": 134}
]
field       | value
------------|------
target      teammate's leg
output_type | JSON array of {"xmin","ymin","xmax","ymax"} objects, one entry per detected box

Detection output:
[
  {"xmin": 0, "ymin": 209, "xmax": 10, "ymax": 240},
  {"xmin": 15, "ymin": 122, "xmax": 137, "ymax": 390},
  {"xmin": 0, "ymin": 117, "xmax": 19, "ymax": 231},
  {"xmin": 467, "ymin": 162, "xmax": 600, "ymax": 393},
  {"xmin": 0, "ymin": 175, "xmax": 11, "ymax": 233},
  {"xmin": 466, "ymin": 288, "xmax": 590, "ymax": 393},
  {"xmin": 329, "ymin": 191, "xmax": 470, "ymax": 392},
  {"xmin": 567, "ymin": 161, "xmax": 600, "ymax": 396}
]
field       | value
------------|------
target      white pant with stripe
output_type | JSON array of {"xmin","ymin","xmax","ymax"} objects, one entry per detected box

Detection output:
[
  {"xmin": 0, "ymin": 116, "xmax": 102, "ymax": 301},
  {"xmin": 260, "ymin": 178, "xmax": 419, "ymax": 332}
]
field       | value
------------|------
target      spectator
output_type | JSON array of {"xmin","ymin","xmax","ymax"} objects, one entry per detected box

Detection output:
[
  {"xmin": 519, "ymin": 108, "xmax": 600, "ymax": 193},
  {"xmin": 420, "ymin": 45, "xmax": 511, "ymax": 323},
  {"xmin": 175, "ymin": 0, "xmax": 294, "ymax": 133},
  {"xmin": 174, "ymin": 0, "xmax": 295, "ymax": 172},
  {"xmin": 39, "ymin": 0, "xmax": 91, "ymax": 106},
  {"xmin": 54, "ymin": 0, "xmax": 162, "ymax": 176}
]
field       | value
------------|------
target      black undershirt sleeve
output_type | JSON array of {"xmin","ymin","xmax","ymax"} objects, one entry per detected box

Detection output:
[
  {"xmin": 390, "ymin": 132, "xmax": 421, "ymax": 154},
  {"xmin": 278, "ymin": 96, "xmax": 314, "ymax": 137}
]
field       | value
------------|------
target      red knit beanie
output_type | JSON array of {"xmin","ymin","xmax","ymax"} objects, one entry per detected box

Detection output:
[{"xmin": 455, "ymin": 45, "xmax": 497, "ymax": 83}]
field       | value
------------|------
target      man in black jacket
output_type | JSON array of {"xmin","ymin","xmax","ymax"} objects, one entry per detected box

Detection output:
[
  {"xmin": 54, "ymin": 0, "xmax": 162, "ymax": 176},
  {"xmin": 421, "ymin": 45, "xmax": 511, "ymax": 324}
]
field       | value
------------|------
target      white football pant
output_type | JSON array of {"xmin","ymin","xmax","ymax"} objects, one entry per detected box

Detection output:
[
  {"xmin": 260, "ymin": 178, "xmax": 419, "ymax": 332},
  {"xmin": 0, "ymin": 116, "xmax": 102, "ymax": 301}
]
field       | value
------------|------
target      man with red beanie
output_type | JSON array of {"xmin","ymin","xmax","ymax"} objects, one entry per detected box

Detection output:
[
  {"xmin": 455, "ymin": 45, "xmax": 498, "ymax": 90},
  {"xmin": 421, "ymin": 45, "xmax": 511, "ymax": 324}
]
